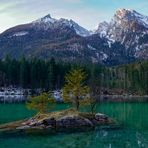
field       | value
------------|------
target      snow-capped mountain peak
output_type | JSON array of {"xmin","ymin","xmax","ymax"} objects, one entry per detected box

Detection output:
[
  {"xmin": 94, "ymin": 8, "xmax": 148, "ymax": 58},
  {"xmin": 115, "ymin": 8, "xmax": 148, "ymax": 28},
  {"xmin": 43, "ymin": 14, "xmax": 52, "ymax": 18},
  {"xmin": 33, "ymin": 14, "xmax": 57, "ymax": 24},
  {"xmin": 33, "ymin": 14, "xmax": 90, "ymax": 37},
  {"xmin": 115, "ymin": 9, "xmax": 134, "ymax": 19},
  {"xmin": 95, "ymin": 8, "xmax": 148, "ymax": 37}
]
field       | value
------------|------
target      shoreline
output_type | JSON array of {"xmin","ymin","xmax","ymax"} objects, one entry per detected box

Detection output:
[
  {"xmin": 0, "ymin": 87, "xmax": 148, "ymax": 96},
  {"xmin": 0, "ymin": 95, "xmax": 148, "ymax": 104},
  {"xmin": 0, "ymin": 87, "xmax": 147, "ymax": 103}
]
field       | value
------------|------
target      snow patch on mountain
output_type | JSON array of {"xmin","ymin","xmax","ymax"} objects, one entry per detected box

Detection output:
[
  {"xmin": 96, "ymin": 52, "xmax": 108, "ymax": 61},
  {"xmin": 115, "ymin": 9, "xmax": 148, "ymax": 28},
  {"xmin": 12, "ymin": 31, "xmax": 29, "ymax": 37},
  {"xmin": 128, "ymin": 9, "xmax": 148, "ymax": 27},
  {"xmin": 87, "ymin": 44, "xmax": 97, "ymax": 50},
  {"xmin": 94, "ymin": 21, "xmax": 109, "ymax": 37},
  {"xmin": 59, "ymin": 19, "xmax": 90, "ymax": 37},
  {"xmin": 100, "ymin": 52, "xmax": 108, "ymax": 60}
]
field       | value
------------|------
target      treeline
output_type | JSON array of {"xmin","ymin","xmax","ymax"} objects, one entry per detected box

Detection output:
[
  {"xmin": 0, "ymin": 56, "xmax": 147, "ymax": 94},
  {"xmin": 0, "ymin": 56, "xmax": 69, "ymax": 89},
  {"xmin": 102, "ymin": 61, "xmax": 148, "ymax": 94},
  {"xmin": 0, "ymin": 56, "xmax": 103, "ymax": 90}
]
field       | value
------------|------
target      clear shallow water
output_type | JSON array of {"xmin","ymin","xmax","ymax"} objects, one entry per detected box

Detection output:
[{"xmin": 0, "ymin": 103, "xmax": 148, "ymax": 148}]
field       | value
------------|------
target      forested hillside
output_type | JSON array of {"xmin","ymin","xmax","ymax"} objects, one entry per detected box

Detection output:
[
  {"xmin": 0, "ymin": 56, "xmax": 147, "ymax": 94},
  {"xmin": 102, "ymin": 61, "xmax": 148, "ymax": 94}
]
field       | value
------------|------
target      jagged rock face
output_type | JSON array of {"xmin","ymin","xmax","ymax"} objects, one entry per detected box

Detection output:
[
  {"xmin": 95, "ymin": 21, "xmax": 109, "ymax": 37},
  {"xmin": 95, "ymin": 9, "xmax": 148, "ymax": 59},
  {"xmin": 108, "ymin": 9, "xmax": 148, "ymax": 46}
]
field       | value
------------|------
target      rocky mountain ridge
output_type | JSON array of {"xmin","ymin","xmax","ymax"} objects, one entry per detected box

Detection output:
[{"xmin": 0, "ymin": 8, "xmax": 147, "ymax": 65}]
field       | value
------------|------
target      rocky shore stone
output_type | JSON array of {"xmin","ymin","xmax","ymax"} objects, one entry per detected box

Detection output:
[
  {"xmin": 56, "ymin": 116, "xmax": 94, "ymax": 128},
  {"xmin": 95, "ymin": 113, "xmax": 108, "ymax": 121}
]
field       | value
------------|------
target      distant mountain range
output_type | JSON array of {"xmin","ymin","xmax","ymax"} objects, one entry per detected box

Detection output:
[{"xmin": 0, "ymin": 8, "xmax": 147, "ymax": 65}]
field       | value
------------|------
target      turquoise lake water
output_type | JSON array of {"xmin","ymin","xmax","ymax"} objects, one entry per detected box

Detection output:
[{"xmin": 0, "ymin": 102, "xmax": 148, "ymax": 148}]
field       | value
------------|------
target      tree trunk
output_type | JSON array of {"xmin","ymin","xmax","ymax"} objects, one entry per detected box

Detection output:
[{"xmin": 76, "ymin": 96, "xmax": 79, "ymax": 111}]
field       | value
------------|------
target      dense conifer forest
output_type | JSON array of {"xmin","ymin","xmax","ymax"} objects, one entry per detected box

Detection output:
[{"xmin": 0, "ymin": 56, "xmax": 147, "ymax": 94}]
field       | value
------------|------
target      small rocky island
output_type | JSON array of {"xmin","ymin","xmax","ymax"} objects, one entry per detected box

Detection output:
[
  {"xmin": 0, "ymin": 109, "xmax": 114, "ymax": 133},
  {"xmin": 0, "ymin": 69, "xmax": 116, "ymax": 134}
]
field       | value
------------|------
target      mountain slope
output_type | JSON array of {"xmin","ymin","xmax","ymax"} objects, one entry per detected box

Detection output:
[{"xmin": 0, "ymin": 9, "xmax": 147, "ymax": 65}]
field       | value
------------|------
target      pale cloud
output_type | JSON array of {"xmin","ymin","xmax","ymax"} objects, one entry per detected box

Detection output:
[
  {"xmin": 0, "ymin": 0, "xmax": 148, "ymax": 33},
  {"xmin": 0, "ymin": 1, "xmax": 19, "ymax": 13},
  {"xmin": 62, "ymin": 0, "xmax": 82, "ymax": 4},
  {"xmin": 0, "ymin": 0, "xmax": 109, "ymax": 32}
]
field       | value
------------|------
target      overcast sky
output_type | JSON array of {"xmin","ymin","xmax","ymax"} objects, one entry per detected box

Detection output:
[{"xmin": 0, "ymin": 0, "xmax": 148, "ymax": 33}]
